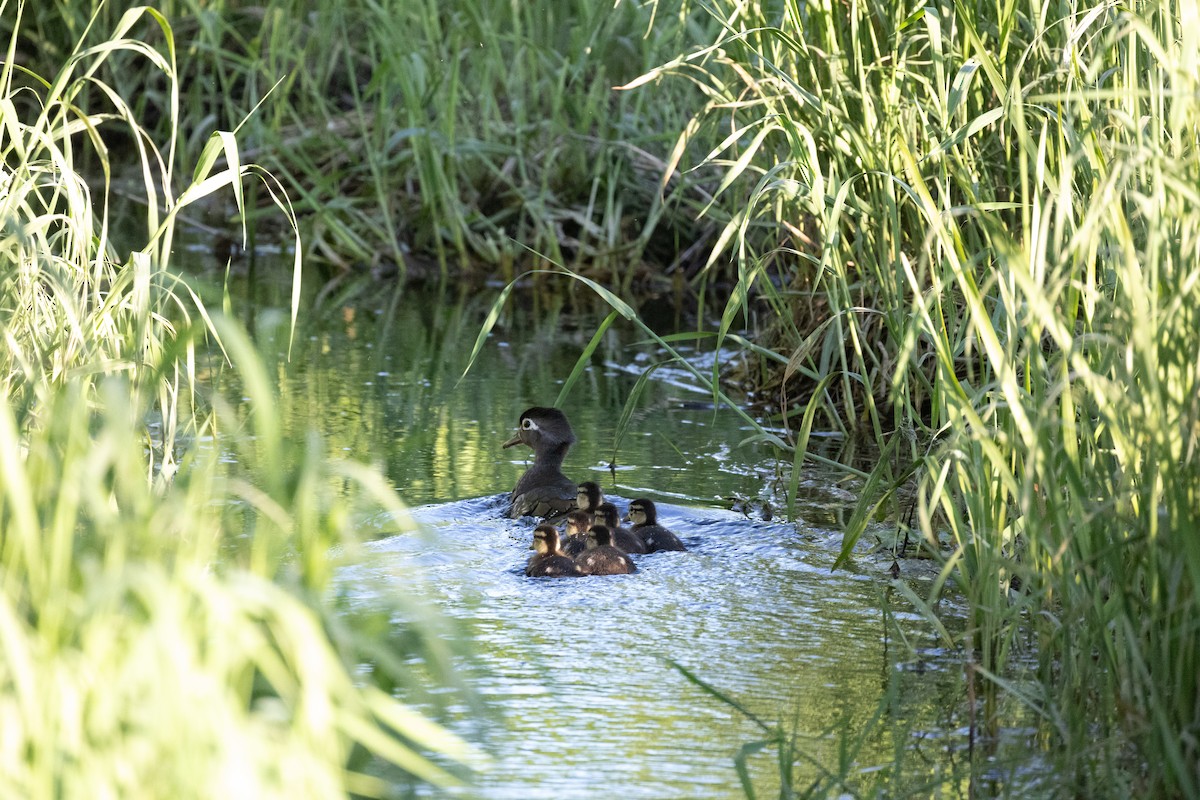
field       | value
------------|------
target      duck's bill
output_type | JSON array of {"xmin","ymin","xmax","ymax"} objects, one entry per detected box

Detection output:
[{"xmin": 502, "ymin": 434, "xmax": 524, "ymax": 448}]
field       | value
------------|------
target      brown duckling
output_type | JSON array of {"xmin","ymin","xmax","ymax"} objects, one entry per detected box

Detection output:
[
  {"xmin": 575, "ymin": 525, "xmax": 637, "ymax": 576},
  {"xmin": 560, "ymin": 510, "xmax": 593, "ymax": 558},
  {"xmin": 575, "ymin": 480, "xmax": 602, "ymax": 513},
  {"xmin": 503, "ymin": 407, "xmax": 578, "ymax": 520},
  {"xmin": 525, "ymin": 524, "xmax": 583, "ymax": 578},
  {"xmin": 625, "ymin": 498, "xmax": 687, "ymax": 553},
  {"xmin": 594, "ymin": 501, "xmax": 647, "ymax": 554}
]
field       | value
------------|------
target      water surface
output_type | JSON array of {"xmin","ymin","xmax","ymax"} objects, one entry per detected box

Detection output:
[
  {"xmin": 349, "ymin": 493, "xmax": 967, "ymax": 799},
  {"xmin": 215, "ymin": 271, "xmax": 1034, "ymax": 798}
]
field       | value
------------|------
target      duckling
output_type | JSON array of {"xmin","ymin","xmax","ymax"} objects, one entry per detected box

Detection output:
[
  {"xmin": 560, "ymin": 510, "xmax": 593, "ymax": 558},
  {"xmin": 575, "ymin": 525, "xmax": 637, "ymax": 576},
  {"xmin": 503, "ymin": 407, "xmax": 578, "ymax": 519},
  {"xmin": 594, "ymin": 501, "xmax": 647, "ymax": 554},
  {"xmin": 525, "ymin": 524, "xmax": 583, "ymax": 578},
  {"xmin": 626, "ymin": 498, "xmax": 687, "ymax": 553},
  {"xmin": 575, "ymin": 480, "xmax": 602, "ymax": 513}
]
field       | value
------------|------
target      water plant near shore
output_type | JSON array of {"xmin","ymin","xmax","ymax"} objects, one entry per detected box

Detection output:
[{"xmin": 0, "ymin": 5, "xmax": 477, "ymax": 795}]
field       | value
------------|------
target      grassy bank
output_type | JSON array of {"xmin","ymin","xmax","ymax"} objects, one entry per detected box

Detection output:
[
  {"xmin": 1, "ymin": 6, "xmax": 476, "ymax": 796},
  {"xmin": 2, "ymin": 0, "xmax": 727, "ymax": 283}
]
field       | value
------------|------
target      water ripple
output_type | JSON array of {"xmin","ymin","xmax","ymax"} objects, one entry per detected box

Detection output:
[{"xmin": 344, "ymin": 495, "xmax": 969, "ymax": 799}]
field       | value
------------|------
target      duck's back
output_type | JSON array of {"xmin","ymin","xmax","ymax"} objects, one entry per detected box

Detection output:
[
  {"xmin": 526, "ymin": 553, "xmax": 583, "ymax": 577},
  {"xmin": 639, "ymin": 525, "xmax": 687, "ymax": 553},
  {"xmin": 611, "ymin": 525, "xmax": 647, "ymax": 554},
  {"xmin": 576, "ymin": 546, "xmax": 637, "ymax": 575}
]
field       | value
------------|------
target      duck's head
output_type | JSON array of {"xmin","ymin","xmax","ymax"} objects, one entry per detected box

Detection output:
[
  {"xmin": 594, "ymin": 501, "xmax": 620, "ymax": 529},
  {"xmin": 626, "ymin": 498, "xmax": 658, "ymax": 526},
  {"xmin": 576, "ymin": 481, "xmax": 602, "ymax": 511},
  {"xmin": 530, "ymin": 523, "xmax": 561, "ymax": 553},
  {"xmin": 503, "ymin": 407, "xmax": 577, "ymax": 454},
  {"xmin": 588, "ymin": 525, "xmax": 614, "ymax": 549},
  {"xmin": 565, "ymin": 510, "xmax": 593, "ymax": 537}
]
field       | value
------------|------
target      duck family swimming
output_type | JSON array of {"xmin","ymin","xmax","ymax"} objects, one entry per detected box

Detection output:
[{"xmin": 504, "ymin": 407, "xmax": 687, "ymax": 578}]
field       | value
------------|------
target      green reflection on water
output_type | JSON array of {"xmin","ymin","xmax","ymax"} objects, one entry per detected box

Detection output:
[{"xmin": 233, "ymin": 275, "xmax": 784, "ymax": 510}]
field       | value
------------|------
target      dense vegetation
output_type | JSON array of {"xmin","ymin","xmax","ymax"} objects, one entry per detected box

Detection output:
[
  {"xmin": 4, "ymin": 0, "xmax": 723, "ymax": 284},
  {"xmin": 0, "ymin": 5, "xmax": 477, "ymax": 796},
  {"xmin": 3, "ymin": 0, "xmax": 1198, "ymax": 796}
]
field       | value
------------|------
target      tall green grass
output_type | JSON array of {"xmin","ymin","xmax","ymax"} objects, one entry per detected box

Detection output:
[
  {"xmin": 10, "ymin": 0, "xmax": 1198, "ymax": 794},
  {"xmin": 1, "ymin": 4, "xmax": 477, "ymax": 795},
  {"xmin": 2, "ymin": 0, "xmax": 722, "ymax": 280},
  {"xmin": 634, "ymin": 0, "xmax": 1200, "ymax": 794}
]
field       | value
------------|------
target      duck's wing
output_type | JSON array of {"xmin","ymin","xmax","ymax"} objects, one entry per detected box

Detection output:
[
  {"xmin": 646, "ymin": 528, "xmax": 687, "ymax": 553},
  {"xmin": 613, "ymin": 526, "xmax": 648, "ymax": 554},
  {"xmin": 510, "ymin": 480, "xmax": 578, "ymax": 520}
]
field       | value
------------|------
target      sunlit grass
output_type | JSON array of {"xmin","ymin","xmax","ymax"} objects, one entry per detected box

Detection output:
[
  {"xmin": 1, "ymin": 4, "xmax": 478, "ymax": 796},
  {"xmin": 628, "ymin": 0, "xmax": 1200, "ymax": 794}
]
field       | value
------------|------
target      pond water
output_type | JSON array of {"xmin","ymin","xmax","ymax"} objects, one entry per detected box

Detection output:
[{"xmin": 215, "ymin": 267, "xmax": 1041, "ymax": 798}]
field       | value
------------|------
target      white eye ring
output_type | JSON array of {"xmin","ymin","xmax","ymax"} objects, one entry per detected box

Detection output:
[{"xmin": 521, "ymin": 418, "xmax": 539, "ymax": 431}]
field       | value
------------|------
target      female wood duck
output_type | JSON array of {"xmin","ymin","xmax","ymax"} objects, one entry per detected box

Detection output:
[
  {"xmin": 594, "ymin": 501, "xmax": 647, "ymax": 554},
  {"xmin": 526, "ymin": 524, "xmax": 583, "ymax": 578},
  {"xmin": 625, "ymin": 498, "xmax": 687, "ymax": 553},
  {"xmin": 503, "ymin": 407, "xmax": 578, "ymax": 519},
  {"xmin": 575, "ymin": 525, "xmax": 637, "ymax": 575},
  {"xmin": 561, "ymin": 510, "xmax": 593, "ymax": 558}
]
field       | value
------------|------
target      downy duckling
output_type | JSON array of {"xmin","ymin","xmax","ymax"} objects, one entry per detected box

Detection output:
[
  {"xmin": 594, "ymin": 501, "xmax": 647, "ymax": 554},
  {"xmin": 560, "ymin": 510, "xmax": 593, "ymax": 558},
  {"xmin": 575, "ymin": 525, "xmax": 637, "ymax": 576},
  {"xmin": 504, "ymin": 407, "xmax": 578, "ymax": 519},
  {"xmin": 526, "ymin": 524, "xmax": 583, "ymax": 578},
  {"xmin": 575, "ymin": 480, "xmax": 602, "ymax": 513},
  {"xmin": 625, "ymin": 498, "xmax": 687, "ymax": 553}
]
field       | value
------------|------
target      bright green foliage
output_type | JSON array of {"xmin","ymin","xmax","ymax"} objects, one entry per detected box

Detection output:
[
  {"xmin": 0, "ymin": 4, "xmax": 477, "ymax": 797},
  {"xmin": 643, "ymin": 0, "xmax": 1200, "ymax": 794}
]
